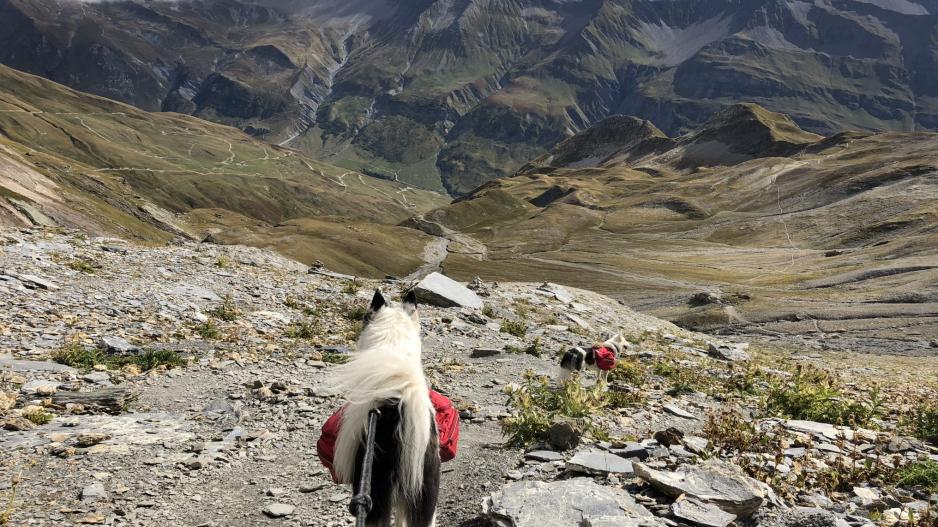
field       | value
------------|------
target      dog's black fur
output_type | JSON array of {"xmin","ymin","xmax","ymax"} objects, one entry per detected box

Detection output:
[
  {"xmin": 352, "ymin": 401, "xmax": 440, "ymax": 526},
  {"xmin": 559, "ymin": 346, "xmax": 594, "ymax": 373}
]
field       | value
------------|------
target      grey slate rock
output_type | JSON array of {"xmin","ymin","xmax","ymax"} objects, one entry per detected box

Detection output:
[
  {"xmin": 634, "ymin": 460, "xmax": 766, "ymax": 517},
  {"xmin": 262, "ymin": 503, "xmax": 295, "ymax": 518},
  {"xmin": 672, "ymin": 495, "xmax": 737, "ymax": 527},
  {"xmin": 663, "ymin": 403, "xmax": 697, "ymax": 419},
  {"xmin": 547, "ymin": 420, "xmax": 580, "ymax": 451},
  {"xmin": 708, "ymin": 342, "xmax": 751, "ymax": 361},
  {"xmin": 610, "ymin": 442, "xmax": 650, "ymax": 460},
  {"xmin": 471, "ymin": 348, "xmax": 502, "ymax": 358},
  {"xmin": 524, "ymin": 450, "xmax": 565, "ymax": 462},
  {"xmin": 99, "ymin": 336, "xmax": 140, "ymax": 355},
  {"xmin": 168, "ymin": 284, "xmax": 220, "ymax": 301},
  {"xmin": 566, "ymin": 449, "xmax": 634, "ymax": 475},
  {"xmin": 81, "ymin": 483, "xmax": 107, "ymax": 502},
  {"xmin": 412, "ymin": 272, "xmax": 483, "ymax": 308},
  {"xmin": 483, "ymin": 479, "xmax": 666, "ymax": 527}
]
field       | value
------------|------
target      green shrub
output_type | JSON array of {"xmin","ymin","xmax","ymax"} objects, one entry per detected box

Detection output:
[
  {"xmin": 51, "ymin": 340, "xmax": 108, "ymax": 371},
  {"xmin": 896, "ymin": 460, "xmax": 938, "ymax": 491},
  {"xmin": 322, "ymin": 352, "xmax": 350, "ymax": 364},
  {"xmin": 504, "ymin": 338, "xmax": 542, "ymax": 357},
  {"xmin": 209, "ymin": 295, "xmax": 240, "ymax": 322},
  {"xmin": 608, "ymin": 359, "xmax": 647, "ymax": 386},
  {"xmin": 23, "ymin": 407, "xmax": 53, "ymax": 425},
  {"xmin": 480, "ymin": 304, "xmax": 495, "ymax": 319},
  {"xmin": 52, "ymin": 339, "xmax": 182, "ymax": 372},
  {"xmin": 342, "ymin": 280, "xmax": 361, "ymax": 295},
  {"xmin": 197, "ymin": 320, "xmax": 221, "ymax": 339},
  {"xmin": 763, "ymin": 365, "xmax": 882, "ymax": 427},
  {"xmin": 501, "ymin": 372, "xmax": 608, "ymax": 445},
  {"xmin": 287, "ymin": 319, "xmax": 319, "ymax": 339},
  {"xmin": 500, "ymin": 319, "xmax": 527, "ymax": 338},
  {"xmin": 66, "ymin": 258, "xmax": 96, "ymax": 274},
  {"xmin": 903, "ymin": 403, "xmax": 938, "ymax": 446}
]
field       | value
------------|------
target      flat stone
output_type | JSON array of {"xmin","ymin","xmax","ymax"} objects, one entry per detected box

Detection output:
[
  {"xmin": 483, "ymin": 479, "xmax": 666, "ymax": 527},
  {"xmin": 853, "ymin": 487, "xmax": 880, "ymax": 507},
  {"xmin": 610, "ymin": 443, "xmax": 649, "ymax": 460},
  {"xmin": 168, "ymin": 284, "xmax": 220, "ymax": 301},
  {"xmin": 471, "ymin": 348, "xmax": 502, "ymax": 358},
  {"xmin": 525, "ymin": 450, "xmax": 565, "ymax": 462},
  {"xmin": 412, "ymin": 272, "xmax": 483, "ymax": 309},
  {"xmin": 634, "ymin": 460, "xmax": 766, "ymax": 517},
  {"xmin": 20, "ymin": 379, "xmax": 60, "ymax": 395},
  {"xmin": 785, "ymin": 420, "xmax": 873, "ymax": 442},
  {"xmin": 684, "ymin": 436, "xmax": 709, "ymax": 454},
  {"xmin": 708, "ymin": 342, "xmax": 751, "ymax": 361},
  {"xmin": 81, "ymin": 483, "xmax": 107, "ymax": 502},
  {"xmin": 663, "ymin": 404, "xmax": 697, "ymax": 420},
  {"xmin": 11, "ymin": 273, "xmax": 59, "ymax": 291},
  {"xmin": 536, "ymin": 283, "xmax": 574, "ymax": 304},
  {"xmin": 98, "ymin": 336, "xmax": 140, "ymax": 355},
  {"xmin": 0, "ymin": 355, "xmax": 78, "ymax": 374},
  {"xmin": 672, "ymin": 495, "xmax": 737, "ymax": 527},
  {"xmin": 566, "ymin": 449, "xmax": 634, "ymax": 475},
  {"xmin": 262, "ymin": 503, "xmax": 295, "ymax": 518},
  {"xmin": 81, "ymin": 372, "xmax": 111, "ymax": 384}
]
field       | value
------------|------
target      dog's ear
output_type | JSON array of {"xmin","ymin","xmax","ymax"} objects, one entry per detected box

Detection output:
[
  {"xmin": 402, "ymin": 289, "xmax": 418, "ymax": 319},
  {"xmin": 369, "ymin": 289, "xmax": 387, "ymax": 313}
]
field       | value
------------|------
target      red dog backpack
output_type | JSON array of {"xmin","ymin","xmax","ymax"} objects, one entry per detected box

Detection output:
[{"xmin": 317, "ymin": 389, "xmax": 459, "ymax": 483}]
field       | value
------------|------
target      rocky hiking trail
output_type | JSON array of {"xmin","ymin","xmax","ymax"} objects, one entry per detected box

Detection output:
[{"xmin": 1, "ymin": 229, "xmax": 937, "ymax": 527}]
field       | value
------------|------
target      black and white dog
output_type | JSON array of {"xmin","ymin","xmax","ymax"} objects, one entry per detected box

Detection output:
[
  {"xmin": 332, "ymin": 290, "xmax": 439, "ymax": 526},
  {"xmin": 559, "ymin": 333, "xmax": 631, "ymax": 383}
]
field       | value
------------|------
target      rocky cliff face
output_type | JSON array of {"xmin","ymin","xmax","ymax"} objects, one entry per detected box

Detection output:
[{"xmin": 3, "ymin": 0, "xmax": 938, "ymax": 194}]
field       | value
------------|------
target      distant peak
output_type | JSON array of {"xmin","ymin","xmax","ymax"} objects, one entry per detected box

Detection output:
[{"xmin": 691, "ymin": 103, "xmax": 822, "ymax": 147}]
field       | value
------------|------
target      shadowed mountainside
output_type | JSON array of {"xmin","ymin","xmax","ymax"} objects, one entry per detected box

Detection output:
[{"xmin": 4, "ymin": 0, "xmax": 938, "ymax": 194}]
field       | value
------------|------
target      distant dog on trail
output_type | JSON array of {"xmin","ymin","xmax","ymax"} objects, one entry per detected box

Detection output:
[
  {"xmin": 559, "ymin": 333, "xmax": 631, "ymax": 383},
  {"xmin": 330, "ymin": 289, "xmax": 440, "ymax": 526}
]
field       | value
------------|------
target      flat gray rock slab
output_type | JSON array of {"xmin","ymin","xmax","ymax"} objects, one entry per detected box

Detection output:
[
  {"xmin": 784, "ymin": 420, "xmax": 874, "ymax": 442},
  {"xmin": 672, "ymin": 495, "xmax": 737, "ymax": 527},
  {"xmin": 0, "ymin": 412, "xmax": 193, "ymax": 453},
  {"xmin": 262, "ymin": 503, "xmax": 295, "ymax": 518},
  {"xmin": 663, "ymin": 404, "xmax": 698, "ymax": 419},
  {"xmin": 483, "ymin": 479, "xmax": 665, "ymax": 527},
  {"xmin": 413, "ymin": 272, "xmax": 483, "ymax": 308},
  {"xmin": 167, "ymin": 284, "xmax": 220, "ymax": 301},
  {"xmin": 537, "ymin": 283, "xmax": 574, "ymax": 304},
  {"xmin": 634, "ymin": 460, "xmax": 765, "ymax": 517},
  {"xmin": 566, "ymin": 449, "xmax": 634, "ymax": 475},
  {"xmin": 0, "ymin": 355, "xmax": 78, "ymax": 375},
  {"xmin": 708, "ymin": 342, "xmax": 751, "ymax": 361},
  {"xmin": 524, "ymin": 450, "xmax": 565, "ymax": 462}
]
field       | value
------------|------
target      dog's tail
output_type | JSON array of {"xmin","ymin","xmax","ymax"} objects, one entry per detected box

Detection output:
[{"xmin": 332, "ymin": 346, "xmax": 433, "ymax": 500}]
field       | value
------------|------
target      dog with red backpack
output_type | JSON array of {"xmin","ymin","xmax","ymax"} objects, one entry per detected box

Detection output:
[
  {"xmin": 316, "ymin": 289, "xmax": 458, "ymax": 527},
  {"xmin": 558, "ymin": 333, "xmax": 631, "ymax": 383}
]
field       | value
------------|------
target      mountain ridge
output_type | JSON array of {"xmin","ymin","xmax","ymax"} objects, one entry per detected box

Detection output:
[{"xmin": 5, "ymin": 0, "xmax": 938, "ymax": 194}]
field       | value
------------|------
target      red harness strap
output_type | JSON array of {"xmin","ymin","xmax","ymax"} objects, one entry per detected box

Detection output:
[
  {"xmin": 317, "ymin": 389, "xmax": 460, "ymax": 483},
  {"xmin": 592, "ymin": 346, "xmax": 617, "ymax": 371}
]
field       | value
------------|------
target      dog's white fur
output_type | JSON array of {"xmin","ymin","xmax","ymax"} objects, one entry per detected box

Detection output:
[{"xmin": 331, "ymin": 298, "xmax": 433, "ymax": 501}]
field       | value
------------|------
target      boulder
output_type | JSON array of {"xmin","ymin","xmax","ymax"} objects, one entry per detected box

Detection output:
[
  {"xmin": 708, "ymin": 342, "xmax": 751, "ymax": 361},
  {"xmin": 547, "ymin": 420, "xmax": 580, "ymax": 451},
  {"xmin": 672, "ymin": 495, "xmax": 737, "ymax": 527},
  {"xmin": 610, "ymin": 443, "xmax": 650, "ymax": 460},
  {"xmin": 471, "ymin": 348, "xmax": 502, "ymax": 358},
  {"xmin": 566, "ymin": 449, "xmax": 634, "ymax": 475},
  {"xmin": 634, "ymin": 460, "xmax": 766, "ymax": 517},
  {"xmin": 412, "ymin": 272, "xmax": 483, "ymax": 308},
  {"xmin": 483, "ymin": 479, "xmax": 666, "ymax": 527}
]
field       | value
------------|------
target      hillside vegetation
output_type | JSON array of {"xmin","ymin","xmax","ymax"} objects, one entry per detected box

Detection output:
[{"xmin": 0, "ymin": 64, "xmax": 446, "ymax": 276}]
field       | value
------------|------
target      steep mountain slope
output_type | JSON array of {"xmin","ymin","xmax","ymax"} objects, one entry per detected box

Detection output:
[
  {"xmin": 4, "ymin": 0, "xmax": 938, "ymax": 195},
  {"xmin": 0, "ymin": 64, "xmax": 447, "ymax": 276},
  {"xmin": 416, "ymin": 104, "xmax": 938, "ymax": 352}
]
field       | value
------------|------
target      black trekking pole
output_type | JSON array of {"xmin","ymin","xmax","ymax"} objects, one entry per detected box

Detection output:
[{"xmin": 349, "ymin": 408, "xmax": 381, "ymax": 527}]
